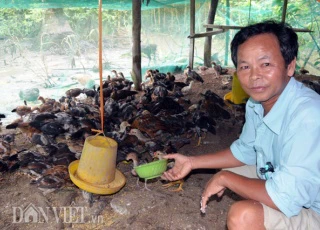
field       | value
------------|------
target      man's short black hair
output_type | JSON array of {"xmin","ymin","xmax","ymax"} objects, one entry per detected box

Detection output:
[{"xmin": 231, "ymin": 20, "xmax": 298, "ymax": 68}]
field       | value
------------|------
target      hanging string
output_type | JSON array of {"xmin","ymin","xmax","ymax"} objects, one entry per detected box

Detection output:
[{"xmin": 95, "ymin": 0, "xmax": 105, "ymax": 135}]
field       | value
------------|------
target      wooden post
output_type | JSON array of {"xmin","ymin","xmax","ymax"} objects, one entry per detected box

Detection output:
[
  {"xmin": 204, "ymin": 0, "xmax": 219, "ymax": 67},
  {"xmin": 189, "ymin": 0, "xmax": 195, "ymax": 69},
  {"xmin": 132, "ymin": 0, "xmax": 142, "ymax": 91},
  {"xmin": 281, "ymin": 0, "xmax": 288, "ymax": 23},
  {"xmin": 224, "ymin": 0, "xmax": 230, "ymax": 66}
]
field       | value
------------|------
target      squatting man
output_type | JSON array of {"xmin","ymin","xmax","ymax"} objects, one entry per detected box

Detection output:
[{"xmin": 161, "ymin": 20, "xmax": 320, "ymax": 230}]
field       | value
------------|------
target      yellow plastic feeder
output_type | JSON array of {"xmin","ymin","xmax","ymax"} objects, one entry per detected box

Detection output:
[
  {"xmin": 68, "ymin": 135, "xmax": 126, "ymax": 195},
  {"xmin": 224, "ymin": 72, "xmax": 249, "ymax": 104}
]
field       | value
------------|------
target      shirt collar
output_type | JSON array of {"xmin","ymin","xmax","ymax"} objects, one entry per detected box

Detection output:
[{"xmin": 248, "ymin": 77, "xmax": 297, "ymax": 134}]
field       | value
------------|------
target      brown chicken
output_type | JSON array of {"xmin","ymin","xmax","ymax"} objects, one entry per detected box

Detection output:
[
  {"xmin": 11, "ymin": 101, "xmax": 36, "ymax": 118},
  {"xmin": 65, "ymin": 88, "xmax": 83, "ymax": 98},
  {"xmin": 6, "ymin": 118, "xmax": 41, "ymax": 141},
  {"xmin": 212, "ymin": 61, "xmax": 228, "ymax": 75},
  {"xmin": 131, "ymin": 110, "xmax": 168, "ymax": 138},
  {"xmin": 34, "ymin": 96, "xmax": 59, "ymax": 113},
  {"xmin": 153, "ymin": 151, "xmax": 184, "ymax": 192}
]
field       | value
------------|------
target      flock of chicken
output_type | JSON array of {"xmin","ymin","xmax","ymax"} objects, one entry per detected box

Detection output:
[{"xmin": 0, "ymin": 67, "xmax": 237, "ymax": 193}]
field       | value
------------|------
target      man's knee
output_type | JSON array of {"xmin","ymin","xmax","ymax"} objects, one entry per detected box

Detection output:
[{"xmin": 227, "ymin": 200, "xmax": 264, "ymax": 230}]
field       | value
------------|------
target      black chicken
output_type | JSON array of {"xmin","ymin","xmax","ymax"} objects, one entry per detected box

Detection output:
[
  {"xmin": 110, "ymin": 89, "xmax": 138, "ymax": 101},
  {"xmin": 185, "ymin": 66, "xmax": 204, "ymax": 83},
  {"xmin": 29, "ymin": 120, "xmax": 66, "ymax": 138},
  {"xmin": 200, "ymin": 90, "xmax": 231, "ymax": 120},
  {"xmin": 190, "ymin": 110, "xmax": 216, "ymax": 146},
  {"xmin": 302, "ymin": 80, "xmax": 320, "ymax": 94}
]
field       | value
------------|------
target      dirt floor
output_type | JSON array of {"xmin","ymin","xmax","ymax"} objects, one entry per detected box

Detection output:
[
  {"xmin": 0, "ymin": 66, "xmax": 247, "ymax": 230},
  {"xmin": 0, "ymin": 65, "xmax": 318, "ymax": 230}
]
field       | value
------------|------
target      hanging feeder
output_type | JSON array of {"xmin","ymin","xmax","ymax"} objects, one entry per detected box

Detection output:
[
  {"xmin": 68, "ymin": 0, "xmax": 126, "ymax": 195},
  {"xmin": 69, "ymin": 135, "xmax": 126, "ymax": 194}
]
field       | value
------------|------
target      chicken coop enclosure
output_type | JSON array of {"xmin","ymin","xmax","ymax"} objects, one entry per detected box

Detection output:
[
  {"xmin": 0, "ymin": 0, "xmax": 319, "ymax": 125},
  {"xmin": 0, "ymin": 1, "xmax": 320, "ymax": 229}
]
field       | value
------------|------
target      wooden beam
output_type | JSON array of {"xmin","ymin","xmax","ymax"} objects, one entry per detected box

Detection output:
[
  {"xmin": 204, "ymin": 24, "xmax": 243, "ymax": 30},
  {"xmin": 188, "ymin": 29, "xmax": 225, "ymax": 38},
  {"xmin": 189, "ymin": 0, "xmax": 195, "ymax": 69},
  {"xmin": 204, "ymin": 24, "xmax": 313, "ymax": 33}
]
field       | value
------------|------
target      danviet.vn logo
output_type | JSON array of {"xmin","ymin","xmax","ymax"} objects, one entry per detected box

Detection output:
[{"xmin": 12, "ymin": 202, "xmax": 103, "ymax": 224}]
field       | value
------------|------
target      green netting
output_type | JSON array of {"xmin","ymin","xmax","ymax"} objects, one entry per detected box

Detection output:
[
  {"xmin": 0, "ymin": 0, "xmax": 319, "ymax": 125},
  {"xmin": 0, "ymin": 0, "xmax": 199, "ymax": 10}
]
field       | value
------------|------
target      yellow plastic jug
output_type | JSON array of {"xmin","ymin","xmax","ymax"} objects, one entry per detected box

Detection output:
[{"xmin": 224, "ymin": 72, "xmax": 249, "ymax": 104}]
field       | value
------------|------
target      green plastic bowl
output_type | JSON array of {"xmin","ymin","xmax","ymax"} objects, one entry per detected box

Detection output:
[{"xmin": 134, "ymin": 159, "xmax": 167, "ymax": 180}]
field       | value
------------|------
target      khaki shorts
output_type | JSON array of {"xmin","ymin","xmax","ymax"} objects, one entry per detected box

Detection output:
[{"xmin": 223, "ymin": 165, "xmax": 320, "ymax": 230}]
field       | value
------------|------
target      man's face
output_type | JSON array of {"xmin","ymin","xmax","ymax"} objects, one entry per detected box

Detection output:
[{"xmin": 236, "ymin": 33, "xmax": 295, "ymax": 112}]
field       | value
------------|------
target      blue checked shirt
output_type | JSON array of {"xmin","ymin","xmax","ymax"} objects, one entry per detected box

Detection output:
[{"xmin": 230, "ymin": 77, "xmax": 320, "ymax": 217}]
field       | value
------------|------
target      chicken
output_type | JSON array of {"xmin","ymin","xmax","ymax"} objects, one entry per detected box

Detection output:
[
  {"xmin": 6, "ymin": 118, "xmax": 41, "ymax": 141},
  {"xmin": 162, "ymin": 136, "xmax": 191, "ymax": 153},
  {"xmin": 0, "ymin": 141, "xmax": 8, "ymax": 154},
  {"xmin": 128, "ymin": 129, "xmax": 152, "ymax": 144},
  {"xmin": 34, "ymin": 96, "xmax": 60, "ymax": 113},
  {"xmin": 212, "ymin": 61, "xmax": 228, "ymax": 75},
  {"xmin": 302, "ymin": 80, "xmax": 320, "ymax": 94},
  {"xmin": 33, "ymin": 165, "xmax": 70, "ymax": 195},
  {"xmin": 126, "ymin": 152, "xmax": 150, "ymax": 190},
  {"xmin": 191, "ymin": 110, "xmax": 216, "ymax": 146},
  {"xmin": 126, "ymin": 152, "xmax": 140, "ymax": 176},
  {"xmin": 185, "ymin": 66, "xmax": 204, "ymax": 83},
  {"xmin": 111, "ymin": 70, "xmax": 128, "ymax": 84},
  {"xmin": 141, "ymin": 69, "xmax": 155, "ymax": 90},
  {"xmin": 31, "ymin": 133, "xmax": 55, "ymax": 146},
  {"xmin": 82, "ymin": 190, "xmax": 94, "ymax": 207},
  {"xmin": 131, "ymin": 110, "xmax": 168, "ymax": 138},
  {"xmin": 299, "ymin": 67, "xmax": 309, "ymax": 75},
  {"xmin": 166, "ymin": 72, "xmax": 175, "ymax": 82},
  {"xmin": 11, "ymin": 100, "xmax": 36, "ymax": 118},
  {"xmin": 197, "ymin": 65, "xmax": 208, "ymax": 74},
  {"xmin": 0, "ymin": 133, "xmax": 15, "ymax": 154},
  {"xmin": 29, "ymin": 120, "xmax": 66, "ymax": 138},
  {"xmin": 65, "ymin": 88, "xmax": 83, "ymax": 98},
  {"xmin": 153, "ymin": 151, "xmax": 184, "ymax": 192},
  {"xmin": 110, "ymin": 89, "xmax": 138, "ymax": 101},
  {"xmin": 151, "ymin": 86, "xmax": 168, "ymax": 101},
  {"xmin": 37, "ymin": 96, "xmax": 56, "ymax": 105},
  {"xmin": 31, "ymin": 174, "xmax": 64, "ymax": 195},
  {"xmin": 173, "ymin": 81, "xmax": 189, "ymax": 92},
  {"xmin": 181, "ymin": 80, "xmax": 194, "ymax": 95},
  {"xmin": 200, "ymin": 90, "xmax": 231, "ymax": 120},
  {"xmin": 0, "ymin": 113, "xmax": 5, "ymax": 126}
]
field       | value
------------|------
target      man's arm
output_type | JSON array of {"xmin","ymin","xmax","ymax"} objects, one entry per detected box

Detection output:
[
  {"xmin": 162, "ymin": 147, "xmax": 245, "ymax": 181},
  {"xmin": 201, "ymin": 170, "xmax": 278, "ymax": 212},
  {"xmin": 221, "ymin": 171, "xmax": 278, "ymax": 210},
  {"xmin": 190, "ymin": 147, "xmax": 245, "ymax": 170}
]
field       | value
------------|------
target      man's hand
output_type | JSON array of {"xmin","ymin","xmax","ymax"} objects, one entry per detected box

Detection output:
[
  {"xmin": 200, "ymin": 171, "xmax": 227, "ymax": 213},
  {"xmin": 161, "ymin": 153, "xmax": 193, "ymax": 181}
]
